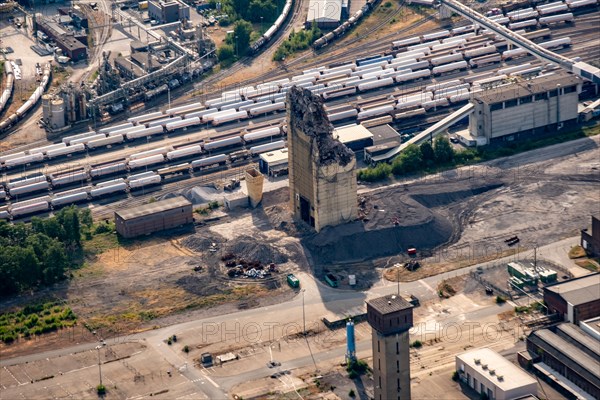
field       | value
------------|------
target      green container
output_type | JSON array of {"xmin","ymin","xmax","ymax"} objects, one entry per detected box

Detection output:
[{"xmin": 287, "ymin": 274, "xmax": 300, "ymax": 288}]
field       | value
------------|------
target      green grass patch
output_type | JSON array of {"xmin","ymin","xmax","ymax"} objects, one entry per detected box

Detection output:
[{"xmin": 0, "ymin": 301, "xmax": 76, "ymax": 344}]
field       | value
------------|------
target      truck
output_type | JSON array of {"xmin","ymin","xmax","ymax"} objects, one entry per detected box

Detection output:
[{"xmin": 287, "ymin": 274, "xmax": 300, "ymax": 288}]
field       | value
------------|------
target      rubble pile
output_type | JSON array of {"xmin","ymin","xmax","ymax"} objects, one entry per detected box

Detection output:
[{"xmin": 288, "ymin": 86, "xmax": 354, "ymax": 167}]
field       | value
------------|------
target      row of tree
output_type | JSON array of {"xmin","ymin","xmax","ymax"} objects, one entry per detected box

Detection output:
[
  {"xmin": 0, "ymin": 207, "xmax": 92, "ymax": 296},
  {"xmin": 214, "ymin": 0, "xmax": 287, "ymax": 24},
  {"xmin": 357, "ymin": 136, "xmax": 459, "ymax": 182}
]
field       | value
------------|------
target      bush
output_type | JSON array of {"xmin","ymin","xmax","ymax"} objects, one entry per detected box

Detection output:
[
  {"xmin": 349, "ymin": 389, "xmax": 356, "ymax": 397},
  {"xmin": 452, "ymin": 371, "xmax": 459, "ymax": 381},
  {"xmin": 410, "ymin": 340, "xmax": 423, "ymax": 348},
  {"xmin": 357, "ymin": 163, "xmax": 392, "ymax": 182},
  {"xmin": 495, "ymin": 296, "xmax": 506, "ymax": 304},
  {"xmin": 97, "ymin": 384, "xmax": 106, "ymax": 394},
  {"xmin": 183, "ymin": 345, "xmax": 190, "ymax": 353}
]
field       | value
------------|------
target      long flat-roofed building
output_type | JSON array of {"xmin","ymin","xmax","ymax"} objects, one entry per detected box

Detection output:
[
  {"xmin": 333, "ymin": 124, "xmax": 374, "ymax": 151},
  {"xmin": 527, "ymin": 323, "xmax": 600, "ymax": 399},
  {"xmin": 456, "ymin": 348, "xmax": 538, "ymax": 400},
  {"xmin": 115, "ymin": 196, "xmax": 193, "ymax": 238},
  {"xmin": 468, "ymin": 73, "xmax": 582, "ymax": 143}
]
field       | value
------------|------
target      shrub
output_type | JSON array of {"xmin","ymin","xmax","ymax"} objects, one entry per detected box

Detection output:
[
  {"xmin": 452, "ymin": 371, "xmax": 459, "ymax": 381},
  {"xmin": 97, "ymin": 384, "xmax": 106, "ymax": 394},
  {"xmin": 495, "ymin": 296, "xmax": 506, "ymax": 304},
  {"xmin": 183, "ymin": 345, "xmax": 190, "ymax": 353},
  {"xmin": 349, "ymin": 389, "xmax": 356, "ymax": 397},
  {"xmin": 357, "ymin": 163, "xmax": 392, "ymax": 182},
  {"xmin": 410, "ymin": 340, "xmax": 423, "ymax": 348}
]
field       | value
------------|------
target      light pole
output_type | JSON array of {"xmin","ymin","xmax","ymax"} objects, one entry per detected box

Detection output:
[
  {"xmin": 301, "ymin": 289, "xmax": 306, "ymax": 336},
  {"xmin": 95, "ymin": 345, "xmax": 103, "ymax": 387}
]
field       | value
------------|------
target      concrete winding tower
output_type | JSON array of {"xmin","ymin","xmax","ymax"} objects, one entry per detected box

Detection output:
[
  {"xmin": 286, "ymin": 86, "xmax": 357, "ymax": 232},
  {"xmin": 367, "ymin": 294, "xmax": 414, "ymax": 400}
]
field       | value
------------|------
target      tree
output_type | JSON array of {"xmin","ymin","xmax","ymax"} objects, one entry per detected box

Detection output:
[
  {"xmin": 419, "ymin": 141, "xmax": 435, "ymax": 165},
  {"xmin": 56, "ymin": 206, "xmax": 81, "ymax": 247},
  {"xmin": 391, "ymin": 144, "xmax": 422, "ymax": 175},
  {"xmin": 433, "ymin": 136, "xmax": 455, "ymax": 164},
  {"xmin": 218, "ymin": 44, "xmax": 235, "ymax": 63},
  {"xmin": 232, "ymin": 19, "xmax": 252, "ymax": 56},
  {"xmin": 43, "ymin": 243, "xmax": 68, "ymax": 284}
]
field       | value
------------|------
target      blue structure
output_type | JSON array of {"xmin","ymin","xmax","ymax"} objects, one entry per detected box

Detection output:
[{"xmin": 346, "ymin": 319, "xmax": 356, "ymax": 363}]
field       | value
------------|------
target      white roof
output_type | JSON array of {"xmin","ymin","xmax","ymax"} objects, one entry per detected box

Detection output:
[
  {"xmin": 306, "ymin": 0, "xmax": 343, "ymax": 23},
  {"xmin": 457, "ymin": 348, "xmax": 537, "ymax": 392},
  {"xmin": 259, "ymin": 148, "xmax": 289, "ymax": 165},
  {"xmin": 333, "ymin": 124, "xmax": 374, "ymax": 144}
]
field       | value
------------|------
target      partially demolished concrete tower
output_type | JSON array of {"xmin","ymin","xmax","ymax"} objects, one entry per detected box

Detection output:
[{"xmin": 287, "ymin": 87, "xmax": 357, "ymax": 232}]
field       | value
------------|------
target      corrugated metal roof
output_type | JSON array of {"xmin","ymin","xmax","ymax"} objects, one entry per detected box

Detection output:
[
  {"xmin": 555, "ymin": 323, "xmax": 600, "ymax": 359},
  {"xmin": 115, "ymin": 196, "xmax": 191, "ymax": 221},
  {"xmin": 306, "ymin": 0, "xmax": 342, "ymax": 23},
  {"xmin": 528, "ymin": 329, "xmax": 600, "ymax": 385},
  {"xmin": 367, "ymin": 294, "xmax": 412, "ymax": 314},
  {"xmin": 544, "ymin": 272, "xmax": 600, "ymax": 306}
]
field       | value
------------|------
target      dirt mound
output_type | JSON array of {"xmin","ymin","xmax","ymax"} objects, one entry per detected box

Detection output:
[
  {"xmin": 410, "ymin": 183, "xmax": 503, "ymax": 208},
  {"xmin": 305, "ymin": 216, "xmax": 453, "ymax": 264},
  {"xmin": 222, "ymin": 236, "xmax": 288, "ymax": 264},
  {"xmin": 181, "ymin": 232, "xmax": 228, "ymax": 252}
]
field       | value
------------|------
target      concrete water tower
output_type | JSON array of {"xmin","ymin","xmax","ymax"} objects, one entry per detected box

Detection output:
[{"xmin": 367, "ymin": 294, "xmax": 414, "ymax": 400}]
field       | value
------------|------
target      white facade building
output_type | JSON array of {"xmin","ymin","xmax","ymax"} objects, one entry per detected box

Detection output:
[{"xmin": 456, "ymin": 348, "xmax": 538, "ymax": 400}]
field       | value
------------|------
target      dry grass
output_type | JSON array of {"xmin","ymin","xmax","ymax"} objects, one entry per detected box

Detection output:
[
  {"xmin": 568, "ymin": 245, "xmax": 587, "ymax": 259},
  {"xmin": 383, "ymin": 248, "xmax": 521, "ymax": 282},
  {"xmin": 575, "ymin": 259, "xmax": 599, "ymax": 272}
]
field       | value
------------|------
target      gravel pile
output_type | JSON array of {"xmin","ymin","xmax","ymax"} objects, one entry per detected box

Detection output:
[
  {"xmin": 181, "ymin": 232, "xmax": 227, "ymax": 252},
  {"xmin": 222, "ymin": 236, "xmax": 288, "ymax": 264}
]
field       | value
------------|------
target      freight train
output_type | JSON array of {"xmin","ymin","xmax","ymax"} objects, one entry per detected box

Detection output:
[
  {"xmin": 312, "ymin": 0, "xmax": 382, "ymax": 49},
  {"xmin": 250, "ymin": 0, "xmax": 294, "ymax": 54},
  {"xmin": 0, "ymin": 63, "xmax": 52, "ymax": 132}
]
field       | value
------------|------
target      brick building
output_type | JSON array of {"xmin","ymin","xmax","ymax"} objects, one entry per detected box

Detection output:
[
  {"xmin": 581, "ymin": 215, "xmax": 600, "ymax": 257},
  {"xmin": 543, "ymin": 273, "xmax": 600, "ymax": 324}
]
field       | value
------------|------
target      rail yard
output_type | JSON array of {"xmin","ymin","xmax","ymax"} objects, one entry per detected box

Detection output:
[
  {"xmin": 0, "ymin": 0, "xmax": 599, "ymax": 399},
  {"xmin": 1, "ymin": 2, "xmax": 599, "ymax": 221}
]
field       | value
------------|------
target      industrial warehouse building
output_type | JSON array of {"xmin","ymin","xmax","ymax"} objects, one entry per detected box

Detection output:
[
  {"xmin": 306, "ymin": 0, "xmax": 344, "ymax": 28},
  {"xmin": 456, "ymin": 348, "xmax": 538, "ymax": 400},
  {"xmin": 581, "ymin": 215, "xmax": 600, "ymax": 257},
  {"xmin": 333, "ymin": 124, "xmax": 374, "ymax": 151},
  {"xmin": 259, "ymin": 148, "xmax": 289, "ymax": 176},
  {"xmin": 36, "ymin": 20, "xmax": 88, "ymax": 62},
  {"xmin": 465, "ymin": 73, "xmax": 582, "ymax": 144},
  {"xmin": 148, "ymin": 0, "xmax": 190, "ymax": 24},
  {"xmin": 543, "ymin": 273, "xmax": 600, "ymax": 324},
  {"xmin": 526, "ymin": 323, "xmax": 600, "ymax": 399},
  {"xmin": 114, "ymin": 196, "xmax": 193, "ymax": 238}
]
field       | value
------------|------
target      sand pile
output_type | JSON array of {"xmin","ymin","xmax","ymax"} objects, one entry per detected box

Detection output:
[{"xmin": 181, "ymin": 232, "xmax": 227, "ymax": 252}]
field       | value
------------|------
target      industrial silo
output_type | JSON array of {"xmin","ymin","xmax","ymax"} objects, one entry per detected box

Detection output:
[
  {"xmin": 50, "ymin": 98, "xmax": 66, "ymax": 129},
  {"xmin": 42, "ymin": 94, "xmax": 52, "ymax": 121}
]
